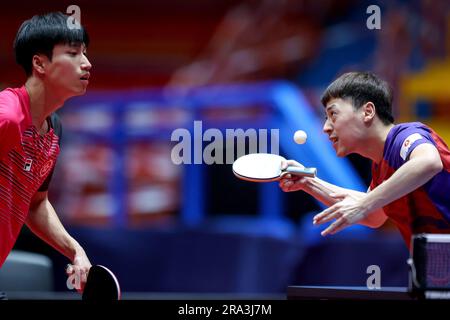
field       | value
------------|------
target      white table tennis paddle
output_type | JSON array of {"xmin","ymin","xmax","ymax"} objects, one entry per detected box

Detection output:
[{"xmin": 232, "ymin": 153, "xmax": 317, "ymax": 182}]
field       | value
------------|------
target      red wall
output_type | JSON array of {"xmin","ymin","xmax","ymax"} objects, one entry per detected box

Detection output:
[{"xmin": 0, "ymin": 0, "xmax": 237, "ymax": 89}]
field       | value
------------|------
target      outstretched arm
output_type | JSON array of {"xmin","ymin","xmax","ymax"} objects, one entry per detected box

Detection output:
[
  {"xmin": 279, "ymin": 160, "xmax": 387, "ymax": 228},
  {"xmin": 314, "ymin": 143, "xmax": 443, "ymax": 235}
]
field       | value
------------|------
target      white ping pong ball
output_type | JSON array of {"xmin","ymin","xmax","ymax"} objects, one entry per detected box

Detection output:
[{"xmin": 293, "ymin": 130, "xmax": 307, "ymax": 144}]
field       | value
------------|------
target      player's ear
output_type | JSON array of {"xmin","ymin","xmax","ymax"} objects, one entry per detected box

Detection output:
[
  {"xmin": 31, "ymin": 54, "xmax": 48, "ymax": 76},
  {"xmin": 362, "ymin": 102, "xmax": 376, "ymax": 123}
]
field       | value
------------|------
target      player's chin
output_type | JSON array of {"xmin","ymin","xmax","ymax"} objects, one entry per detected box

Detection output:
[
  {"xmin": 334, "ymin": 147, "xmax": 349, "ymax": 157},
  {"xmin": 71, "ymin": 86, "xmax": 88, "ymax": 96}
]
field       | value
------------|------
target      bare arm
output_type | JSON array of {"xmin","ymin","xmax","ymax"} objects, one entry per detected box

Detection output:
[
  {"xmin": 361, "ymin": 143, "xmax": 443, "ymax": 212},
  {"xmin": 279, "ymin": 160, "xmax": 387, "ymax": 228},
  {"xmin": 27, "ymin": 191, "xmax": 91, "ymax": 290},
  {"xmin": 302, "ymin": 177, "xmax": 387, "ymax": 228},
  {"xmin": 314, "ymin": 143, "xmax": 443, "ymax": 235}
]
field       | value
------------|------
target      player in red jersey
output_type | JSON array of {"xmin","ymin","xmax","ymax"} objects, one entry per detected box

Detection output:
[
  {"xmin": 0, "ymin": 12, "xmax": 92, "ymax": 296},
  {"xmin": 280, "ymin": 72, "xmax": 450, "ymax": 247}
]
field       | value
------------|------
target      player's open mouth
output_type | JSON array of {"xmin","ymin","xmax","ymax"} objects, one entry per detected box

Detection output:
[
  {"xmin": 80, "ymin": 73, "xmax": 90, "ymax": 82},
  {"xmin": 329, "ymin": 136, "xmax": 338, "ymax": 145}
]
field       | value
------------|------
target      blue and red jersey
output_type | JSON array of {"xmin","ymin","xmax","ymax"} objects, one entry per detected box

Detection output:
[{"xmin": 370, "ymin": 122, "xmax": 450, "ymax": 247}]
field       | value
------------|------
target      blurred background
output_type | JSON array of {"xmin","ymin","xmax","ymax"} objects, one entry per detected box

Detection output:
[{"xmin": 0, "ymin": 0, "xmax": 449, "ymax": 298}]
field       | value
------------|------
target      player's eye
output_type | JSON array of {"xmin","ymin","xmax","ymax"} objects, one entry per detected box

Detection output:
[{"xmin": 325, "ymin": 111, "xmax": 335, "ymax": 119}]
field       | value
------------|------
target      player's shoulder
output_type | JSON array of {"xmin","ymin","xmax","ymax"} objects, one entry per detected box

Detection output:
[
  {"xmin": 0, "ymin": 87, "xmax": 24, "ymax": 125},
  {"xmin": 390, "ymin": 122, "xmax": 430, "ymax": 135},
  {"xmin": 385, "ymin": 122, "xmax": 434, "ymax": 165},
  {"xmin": 0, "ymin": 87, "xmax": 22, "ymax": 104},
  {"xmin": 387, "ymin": 122, "xmax": 432, "ymax": 145}
]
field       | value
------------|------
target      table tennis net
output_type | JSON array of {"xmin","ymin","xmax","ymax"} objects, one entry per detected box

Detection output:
[{"xmin": 409, "ymin": 234, "xmax": 450, "ymax": 290}]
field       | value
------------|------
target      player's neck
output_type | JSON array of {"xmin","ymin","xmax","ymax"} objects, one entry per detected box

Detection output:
[
  {"xmin": 363, "ymin": 122, "xmax": 395, "ymax": 164},
  {"xmin": 25, "ymin": 77, "xmax": 65, "ymax": 133}
]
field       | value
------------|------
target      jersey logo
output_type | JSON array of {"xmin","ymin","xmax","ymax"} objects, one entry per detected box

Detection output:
[
  {"xmin": 23, "ymin": 159, "xmax": 33, "ymax": 172},
  {"xmin": 40, "ymin": 159, "xmax": 54, "ymax": 178},
  {"xmin": 400, "ymin": 133, "xmax": 423, "ymax": 160}
]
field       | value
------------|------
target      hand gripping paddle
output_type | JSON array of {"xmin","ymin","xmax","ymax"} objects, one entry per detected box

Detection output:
[{"xmin": 232, "ymin": 153, "xmax": 317, "ymax": 182}]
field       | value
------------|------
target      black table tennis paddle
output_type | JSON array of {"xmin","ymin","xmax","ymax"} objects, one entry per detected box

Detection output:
[{"xmin": 82, "ymin": 265, "xmax": 121, "ymax": 301}]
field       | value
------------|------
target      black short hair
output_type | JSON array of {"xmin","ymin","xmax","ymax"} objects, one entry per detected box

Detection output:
[
  {"xmin": 14, "ymin": 12, "xmax": 90, "ymax": 76},
  {"xmin": 321, "ymin": 72, "xmax": 394, "ymax": 125}
]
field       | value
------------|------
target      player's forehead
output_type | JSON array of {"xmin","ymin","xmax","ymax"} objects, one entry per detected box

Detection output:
[
  {"xmin": 325, "ymin": 98, "xmax": 352, "ymax": 112},
  {"xmin": 53, "ymin": 42, "xmax": 87, "ymax": 51}
]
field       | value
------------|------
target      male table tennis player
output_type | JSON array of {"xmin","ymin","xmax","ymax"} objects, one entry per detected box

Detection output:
[
  {"xmin": 0, "ymin": 12, "xmax": 92, "ymax": 297},
  {"xmin": 280, "ymin": 72, "xmax": 450, "ymax": 247}
]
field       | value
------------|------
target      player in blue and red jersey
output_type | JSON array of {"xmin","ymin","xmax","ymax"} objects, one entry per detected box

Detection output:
[
  {"xmin": 0, "ymin": 12, "xmax": 92, "ymax": 294},
  {"xmin": 280, "ymin": 72, "xmax": 450, "ymax": 247}
]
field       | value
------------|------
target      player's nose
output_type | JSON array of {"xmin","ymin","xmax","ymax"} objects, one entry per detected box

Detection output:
[
  {"xmin": 81, "ymin": 55, "xmax": 92, "ymax": 71},
  {"xmin": 322, "ymin": 119, "xmax": 332, "ymax": 134}
]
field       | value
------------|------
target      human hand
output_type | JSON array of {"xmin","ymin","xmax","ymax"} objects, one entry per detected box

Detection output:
[
  {"xmin": 279, "ymin": 159, "xmax": 307, "ymax": 192},
  {"xmin": 65, "ymin": 250, "xmax": 92, "ymax": 293},
  {"xmin": 313, "ymin": 192, "xmax": 370, "ymax": 236}
]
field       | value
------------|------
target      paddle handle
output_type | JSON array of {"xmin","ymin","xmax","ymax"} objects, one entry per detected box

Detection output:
[{"xmin": 285, "ymin": 166, "xmax": 317, "ymax": 178}]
